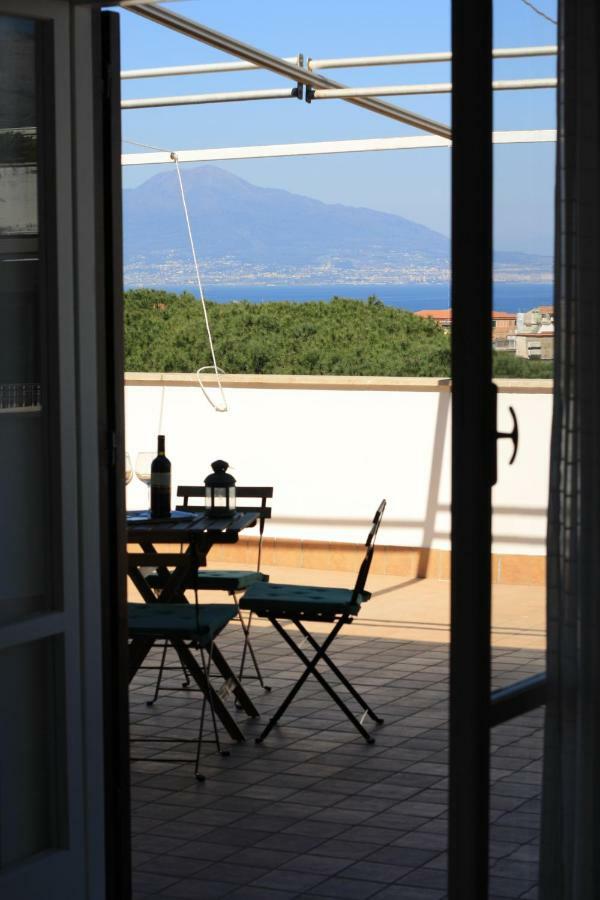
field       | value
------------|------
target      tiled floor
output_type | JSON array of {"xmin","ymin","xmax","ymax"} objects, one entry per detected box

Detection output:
[
  {"xmin": 128, "ymin": 564, "xmax": 546, "ymax": 650},
  {"xmin": 129, "ymin": 591, "xmax": 544, "ymax": 900}
]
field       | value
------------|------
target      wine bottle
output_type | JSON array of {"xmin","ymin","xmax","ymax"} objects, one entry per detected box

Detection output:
[{"xmin": 150, "ymin": 434, "xmax": 171, "ymax": 518}]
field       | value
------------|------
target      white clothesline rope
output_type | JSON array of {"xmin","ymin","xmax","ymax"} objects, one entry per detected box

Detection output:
[
  {"xmin": 124, "ymin": 137, "xmax": 228, "ymax": 413},
  {"xmin": 171, "ymin": 153, "xmax": 228, "ymax": 412},
  {"xmin": 122, "ymin": 137, "xmax": 171, "ymax": 153}
]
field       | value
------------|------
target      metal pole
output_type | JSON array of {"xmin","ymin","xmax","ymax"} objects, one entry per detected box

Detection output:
[
  {"xmin": 449, "ymin": 0, "xmax": 493, "ymax": 895},
  {"xmin": 121, "ymin": 55, "xmax": 301, "ymax": 79},
  {"xmin": 121, "ymin": 47, "xmax": 556, "ymax": 80},
  {"xmin": 122, "ymin": 86, "xmax": 300, "ymax": 109},
  {"xmin": 310, "ymin": 77, "xmax": 556, "ymax": 100},
  {"xmin": 129, "ymin": 3, "xmax": 451, "ymax": 139},
  {"xmin": 308, "ymin": 44, "xmax": 557, "ymax": 70},
  {"xmin": 121, "ymin": 129, "xmax": 556, "ymax": 166}
]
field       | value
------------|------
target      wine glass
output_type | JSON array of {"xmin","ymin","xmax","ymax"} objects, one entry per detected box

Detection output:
[
  {"xmin": 125, "ymin": 452, "xmax": 133, "ymax": 486},
  {"xmin": 135, "ymin": 451, "xmax": 154, "ymax": 510}
]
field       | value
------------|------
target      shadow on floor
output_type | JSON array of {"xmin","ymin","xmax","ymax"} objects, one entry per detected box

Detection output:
[{"xmin": 129, "ymin": 624, "xmax": 543, "ymax": 900}]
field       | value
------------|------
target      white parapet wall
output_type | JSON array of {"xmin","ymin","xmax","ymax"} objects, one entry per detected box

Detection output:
[{"xmin": 124, "ymin": 374, "xmax": 552, "ymax": 558}]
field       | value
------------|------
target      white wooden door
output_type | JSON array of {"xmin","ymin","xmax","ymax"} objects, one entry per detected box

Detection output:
[{"xmin": 0, "ymin": 3, "xmax": 114, "ymax": 897}]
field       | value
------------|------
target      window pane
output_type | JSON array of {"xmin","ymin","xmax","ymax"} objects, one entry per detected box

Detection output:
[
  {"xmin": 0, "ymin": 16, "xmax": 37, "ymax": 234},
  {"xmin": 0, "ymin": 637, "xmax": 67, "ymax": 869},
  {"xmin": 0, "ymin": 17, "xmax": 58, "ymax": 626}
]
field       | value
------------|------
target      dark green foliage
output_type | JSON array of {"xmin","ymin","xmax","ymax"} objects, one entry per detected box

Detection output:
[
  {"xmin": 124, "ymin": 289, "xmax": 451, "ymax": 376},
  {"xmin": 492, "ymin": 351, "xmax": 553, "ymax": 379},
  {"xmin": 123, "ymin": 289, "xmax": 552, "ymax": 379}
]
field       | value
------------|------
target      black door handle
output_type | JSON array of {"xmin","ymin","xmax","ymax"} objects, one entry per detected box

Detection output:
[
  {"xmin": 491, "ymin": 385, "xmax": 519, "ymax": 485},
  {"xmin": 497, "ymin": 405, "xmax": 519, "ymax": 465}
]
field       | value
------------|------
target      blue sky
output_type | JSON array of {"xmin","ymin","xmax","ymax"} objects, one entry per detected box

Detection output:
[{"xmin": 119, "ymin": 0, "xmax": 557, "ymax": 256}]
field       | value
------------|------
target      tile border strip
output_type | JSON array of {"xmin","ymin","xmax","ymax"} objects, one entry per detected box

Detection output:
[
  {"xmin": 129, "ymin": 536, "xmax": 546, "ymax": 586},
  {"xmin": 125, "ymin": 372, "xmax": 553, "ymax": 394}
]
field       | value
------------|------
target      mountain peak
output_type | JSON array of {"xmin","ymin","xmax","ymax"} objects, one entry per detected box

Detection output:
[
  {"xmin": 129, "ymin": 163, "xmax": 251, "ymax": 194},
  {"xmin": 123, "ymin": 165, "xmax": 551, "ymax": 287}
]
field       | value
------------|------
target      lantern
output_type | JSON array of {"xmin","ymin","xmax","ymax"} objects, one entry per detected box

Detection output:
[{"xmin": 205, "ymin": 460, "xmax": 236, "ymax": 517}]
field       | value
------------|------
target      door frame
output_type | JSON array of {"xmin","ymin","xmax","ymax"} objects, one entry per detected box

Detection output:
[
  {"xmin": 449, "ymin": 1, "xmax": 494, "ymax": 897},
  {"xmin": 449, "ymin": 3, "xmax": 549, "ymax": 896},
  {"xmin": 0, "ymin": 1, "xmax": 93, "ymax": 894},
  {"xmin": 0, "ymin": 3, "xmax": 130, "ymax": 897},
  {"xmin": 93, "ymin": 11, "xmax": 131, "ymax": 897}
]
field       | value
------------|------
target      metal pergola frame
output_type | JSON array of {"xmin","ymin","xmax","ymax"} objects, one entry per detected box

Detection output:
[
  {"xmin": 128, "ymin": 3, "xmax": 451, "ymax": 136},
  {"xmin": 306, "ymin": 44, "xmax": 557, "ymax": 69},
  {"xmin": 122, "ymin": 77, "xmax": 556, "ymax": 111},
  {"xmin": 122, "ymin": 129, "xmax": 556, "ymax": 166},
  {"xmin": 121, "ymin": 4, "xmax": 556, "ymax": 168},
  {"xmin": 121, "ymin": 44, "xmax": 557, "ymax": 80}
]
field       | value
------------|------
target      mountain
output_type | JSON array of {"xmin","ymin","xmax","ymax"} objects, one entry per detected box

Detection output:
[{"xmin": 123, "ymin": 165, "xmax": 551, "ymax": 287}]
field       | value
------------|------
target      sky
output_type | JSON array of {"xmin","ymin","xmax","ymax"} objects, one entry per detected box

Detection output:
[{"xmin": 119, "ymin": 0, "xmax": 558, "ymax": 257}]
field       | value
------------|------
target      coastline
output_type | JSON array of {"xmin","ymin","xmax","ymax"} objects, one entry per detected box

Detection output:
[{"xmin": 123, "ymin": 281, "xmax": 553, "ymax": 313}]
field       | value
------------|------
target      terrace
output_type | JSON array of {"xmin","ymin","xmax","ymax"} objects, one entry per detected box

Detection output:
[
  {"xmin": 127, "ymin": 373, "xmax": 548, "ymax": 900},
  {"xmin": 119, "ymin": 9, "xmax": 555, "ymax": 890},
  {"xmin": 129, "ymin": 575, "xmax": 543, "ymax": 900}
]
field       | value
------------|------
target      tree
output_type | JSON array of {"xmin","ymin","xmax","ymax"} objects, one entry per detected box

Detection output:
[{"xmin": 123, "ymin": 290, "xmax": 551, "ymax": 379}]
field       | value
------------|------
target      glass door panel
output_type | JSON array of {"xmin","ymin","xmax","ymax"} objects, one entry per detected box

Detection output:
[
  {"xmin": 0, "ymin": 15, "xmax": 58, "ymax": 629},
  {"xmin": 0, "ymin": 7, "xmax": 81, "ymax": 896},
  {"xmin": 488, "ymin": 3, "xmax": 556, "ymax": 896},
  {"xmin": 1, "ymin": 2, "xmax": 127, "ymax": 895},
  {"xmin": 0, "ymin": 637, "xmax": 67, "ymax": 867}
]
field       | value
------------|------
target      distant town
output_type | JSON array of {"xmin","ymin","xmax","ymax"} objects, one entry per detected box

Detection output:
[
  {"xmin": 124, "ymin": 258, "xmax": 455, "ymax": 287},
  {"xmin": 416, "ymin": 305, "xmax": 555, "ymax": 360},
  {"xmin": 124, "ymin": 258, "xmax": 552, "ymax": 288}
]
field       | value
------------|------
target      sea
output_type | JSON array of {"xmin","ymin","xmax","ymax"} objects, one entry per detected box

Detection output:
[{"xmin": 161, "ymin": 282, "xmax": 553, "ymax": 313}]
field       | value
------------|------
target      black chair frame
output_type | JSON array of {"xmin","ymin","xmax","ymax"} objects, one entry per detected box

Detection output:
[
  {"xmin": 148, "ymin": 486, "xmax": 273, "ymax": 705},
  {"xmin": 247, "ymin": 500, "xmax": 386, "ymax": 745},
  {"xmin": 178, "ymin": 485, "xmax": 273, "ymax": 686},
  {"xmin": 128, "ymin": 586, "xmax": 237, "ymax": 780}
]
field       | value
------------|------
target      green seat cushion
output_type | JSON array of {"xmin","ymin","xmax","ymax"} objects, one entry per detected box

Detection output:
[
  {"xmin": 194, "ymin": 570, "xmax": 269, "ymax": 591},
  {"xmin": 240, "ymin": 582, "xmax": 370, "ymax": 620},
  {"xmin": 128, "ymin": 602, "xmax": 236, "ymax": 646},
  {"xmin": 145, "ymin": 569, "xmax": 268, "ymax": 593}
]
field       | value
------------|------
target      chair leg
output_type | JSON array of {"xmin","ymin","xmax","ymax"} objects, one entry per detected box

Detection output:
[
  {"xmin": 256, "ymin": 617, "xmax": 345, "ymax": 743},
  {"xmin": 146, "ymin": 640, "xmax": 192, "ymax": 707},
  {"xmin": 195, "ymin": 643, "xmax": 229, "ymax": 774},
  {"xmin": 235, "ymin": 596, "xmax": 270, "ymax": 691},
  {"xmin": 146, "ymin": 577, "xmax": 192, "ymax": 703},
  {"xmin": 146, "ymin": 640, "xmax": 169, "ymax": 707},
  {"xmin": 256, "ymin": 617, "xmax": 380, "ymax": 744},
  {"xmin": 181, "ymin": 663, "xmax": 192, "ymax": 689},
  {"xmin": 173, "ymin": 639, "xmax": 249, "ymax": 741},
  {"xmin": 296, "ymin": 621, "xmax": 384, "ymax": 724}
]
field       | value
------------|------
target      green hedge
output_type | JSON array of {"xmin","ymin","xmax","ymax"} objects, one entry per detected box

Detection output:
[{"xmin": 124, "ymin": 289, "xmax": 552, "ymax": 379}]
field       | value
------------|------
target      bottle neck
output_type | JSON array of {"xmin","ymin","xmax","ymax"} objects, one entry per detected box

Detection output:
[{"xmin": 157, "ymin": 435, "xmax": 165, "ymax": 456}]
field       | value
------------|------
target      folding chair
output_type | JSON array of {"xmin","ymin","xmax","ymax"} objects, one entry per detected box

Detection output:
[
  {"xmin": 240, "ymin": 500, "xmax": 386, "ymax": 745},
  {"xmin": 146, "ymin": 486, "xmax": 273, "ymax": 701},
  {"xmin": 128, "ymin": 600, "xmax": 239, "ymax": 780}
]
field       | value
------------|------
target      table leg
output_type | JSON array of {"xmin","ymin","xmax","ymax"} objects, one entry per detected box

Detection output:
[
  {"xmin": 171, "ymin": 640, "xmax": 246, "ymax": 742},
  {"xmin": 210, "ymin": 644, "xmax": 259, "ymax": 718}
]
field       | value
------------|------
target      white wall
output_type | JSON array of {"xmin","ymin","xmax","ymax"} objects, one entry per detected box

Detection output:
[{"xmin": 125, "ymin": 376, "xmax": 552, "ymax": 556}]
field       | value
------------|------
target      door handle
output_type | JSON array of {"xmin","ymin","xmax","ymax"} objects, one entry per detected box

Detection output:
[
  {"xmin": 496, "ymin": 406, "xmax": 519, "ymax": 465},
  {"xmin": 491, "ymin": 385, "xmax": 519, "ymax": 485}
]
